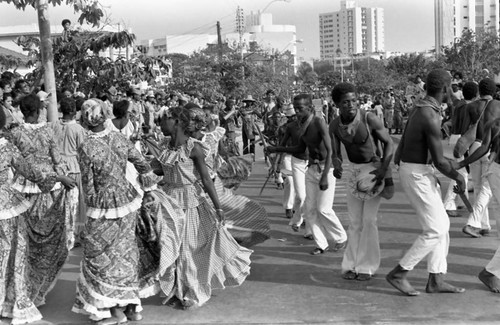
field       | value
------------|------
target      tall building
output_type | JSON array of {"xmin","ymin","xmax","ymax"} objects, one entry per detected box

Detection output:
[
  {"xmin": 319, "ymin": 0, "xmax": 384, "ymax": 60},
  {"xmin": 435, "ymin": 0, "xmax": 500, "ymax": 54}
]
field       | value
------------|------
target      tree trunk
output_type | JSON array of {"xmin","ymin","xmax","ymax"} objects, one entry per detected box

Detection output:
[{"xmin": 36, "ymin": 0, "xmax": 58, "ymax": 122}]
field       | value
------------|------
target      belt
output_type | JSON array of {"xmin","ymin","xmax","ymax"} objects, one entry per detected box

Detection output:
[{"xmin": 308, "ymin": 159, "xmax": 323, "ymax": 173}]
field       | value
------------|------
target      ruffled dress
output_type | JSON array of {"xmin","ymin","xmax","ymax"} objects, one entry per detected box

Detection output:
[
  {"xmin": 202, "ymin": 128, "xmax": 270, "ymax": 248},
  {"xmin": 10, "ymin": 122, "xmax": 72, "ymax": 307},
  {"xmin": 72, "ymin": 129, "xmax": 161, "ymax": 321},
  {"xmin": 158, "ymin": 137, "xmax": 252, "ymax": 308},
  {"xmin": 0, "ymin": 137, "xmax": 43, "ymax": 324}
]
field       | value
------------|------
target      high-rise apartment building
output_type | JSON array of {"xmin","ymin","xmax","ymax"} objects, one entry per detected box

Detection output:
[
  {"xmin": 319, "ymin": 0, "xmax": 384, "ymax": 60},
  {"xmin": 435, "ymin": 0, "xmax": 500, "ymax": 54}
]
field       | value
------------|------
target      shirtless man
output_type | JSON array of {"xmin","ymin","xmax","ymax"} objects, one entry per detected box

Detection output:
[
  {"xmin": 330, "ymin": 82, "xmax": 393, "ymax": 281},
  {"xmin": 386, "ymin": 69, "xmax": 466, "ymax": 296},
  {"xmin": 279, "ymin": 105, "xmax": 312, "ymax": 238},
  {"xmin": 460, "ymin": 78, "xmax": 500, "ymax": 238},
  {"xmin": 267, "ymin": 94, "xmax": 347, "ymax": 255},
  {"xmin": 457, "ymin": 117, "xmax": 500, "ymax": 292}
]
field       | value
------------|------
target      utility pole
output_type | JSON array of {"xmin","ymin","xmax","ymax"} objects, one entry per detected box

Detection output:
[
  {"xmin": 216, "ymin": 21, "xmax": 223, "ymax": 62},
  {"xmin": 236, "ymin": 6, "xmax": 245, "ymax": 79}
]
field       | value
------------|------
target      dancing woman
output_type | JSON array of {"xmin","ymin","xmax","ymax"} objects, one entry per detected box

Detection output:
[
  {"xmin": 157, "ymin": 107, "xmax": 252, "ymax": 309},
  {"xmin": 186, "ymin": 104, "xmax": 270, "ymax": 247},
  {"xmin": 10, "ymin": 94, "xmax": 76, "ymax": 307},
  {"xmin": 0, "ymin": 106, "xmax": 45, "ymax": 324},
  {"xmin": 72, "ymin": 99, "xmax": 160, "ymax": 325}
]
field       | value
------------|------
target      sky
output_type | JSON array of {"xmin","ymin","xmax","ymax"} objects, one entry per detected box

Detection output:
[{"xmin": 0, "ymin": 0, "xmax": 435, "ymax": 61}]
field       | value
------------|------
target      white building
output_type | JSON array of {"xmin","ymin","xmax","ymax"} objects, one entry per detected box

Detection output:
[
  {"xmin": 319, "ymin": 0, "xmax": 384, "ymax": 60},
  {"xmin": 435, "ymin": 0, "xmax": 500, "ymax": 54}
]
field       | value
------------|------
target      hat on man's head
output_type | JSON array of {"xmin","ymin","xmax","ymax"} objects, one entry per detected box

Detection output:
[
  {"xmin": 131, "ymin": 87, "xmax": 141, "ymax": 96},
  {"xmin": 265, "ymin": 89, "xmax": 275, "ymax": 95},
  {"xmin": 242, "ymin": 95, "xmax": 256, "ymax": 102},
  {"xmin": 284, "ymin": 104, "xmax": 296, "ymax": 117},
  {"xmin": 348, "ymin": 164, "xmax": 385, "ymax": 201},
  {"xmin": 146, "ymin": 90, "xmax": 155, "ymax": 98},
  {"xmin": 36, "ymin": 91, "xmax": 50, "ymax": 102}
]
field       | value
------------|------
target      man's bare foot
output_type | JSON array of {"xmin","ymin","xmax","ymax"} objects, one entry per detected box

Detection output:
[
  {"xmin": 386, "ymin": 265, "xmax": 420, "ymax": 296},
  {"xmin": 478, "ymin": 268, "xmax": 500, "ymax": 293},
  {"xmin": 425, "ymin": 273, "xmax": 465, "ymax": 293}
]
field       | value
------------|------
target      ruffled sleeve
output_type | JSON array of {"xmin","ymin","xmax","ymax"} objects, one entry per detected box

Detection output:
[
  {"xmin": 186, "ymin": 137, "xmax": 210, "ymax": 159},
  {"xmin": 127, "ymin": 138, "xmax": 161, "ymax": 192}
]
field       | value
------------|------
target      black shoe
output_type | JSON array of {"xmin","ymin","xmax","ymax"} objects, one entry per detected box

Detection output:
[
  {"xmin": 332, "ymin": 240, "xmax": 347, "ymax": 251},
  {"xmin": 462, "ymin": 225, "xmax": 482, "ymax": 238},
  {"xmin": 310, "ymin": 247, "xmax": 328, "ymax": 255},
  {"xmin": 303, "ymin": 234, "xmax": 314, "ymax": 240},
  {"xmin": 479, "ymin": 229, "xmax": 491, "ymax": 236},
  {"xmin": 285, "ymin": 209, "xmax": 293, "ymax": 219}
]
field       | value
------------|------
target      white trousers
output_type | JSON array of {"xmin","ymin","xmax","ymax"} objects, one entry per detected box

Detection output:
[
  {"xmin": 485, "ymin": 162, "xmax": 500, "ymax": 276},
  {"xmin": 341, "ymin": 163, "xmax": 382, "ymax": 275},
  {"xmin": 282, "ymin": 154, "xmax": 295, "ymax": 210},
  {"xmin": 467, "ymin": 141, "xmax": 492, "ymax": 230},
  {"xmin": 289, "ymin": 157, "xmax": 309, "ymax": 230},
  {"xmin": 442, "ymin": 135, "xmax": 469, "ymax": 210},
  {"xmin": 399, "ymin": 162, "xmax": 450, "ymax": 274},
  {"xmin": 305, "ymin": 164, "xmax": 347, "ymax": 250}
]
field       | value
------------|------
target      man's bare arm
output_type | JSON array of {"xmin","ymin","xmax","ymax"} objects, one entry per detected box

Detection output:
[
  {"xmin": 459, "ymin": 120, "xmax": 497, "ymax": 168},
  {"xmin": 424, "ymin": 108, "xmax": 461, "ymax": 181},
  {"xmin": 269, "ymin": 136, "xmax": 307, "ymax": 154},
  {"xmin": 368, "ymin": 113, "xmax": 394, "ymax": 172},
  {"xmin": 279, "ymin": 126, "xmax": 291, "ymax": 147},
  {"xmin": 318, "ymin": 117, "xmax": 333, "ymax": 190}
]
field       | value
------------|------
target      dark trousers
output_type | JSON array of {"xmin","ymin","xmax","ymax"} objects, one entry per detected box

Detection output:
[{"xmin": 242, "ymin": 131, "xmax": 255, "ymax": 155}]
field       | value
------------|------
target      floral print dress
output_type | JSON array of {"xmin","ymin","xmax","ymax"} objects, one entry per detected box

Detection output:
[
  {"xmin": 72, "ymin": 128, "xmax": 160, "ymax": 321},
  {"xmin": 0, "ymin": 137, "xmax": 45, "ymax": 324}
]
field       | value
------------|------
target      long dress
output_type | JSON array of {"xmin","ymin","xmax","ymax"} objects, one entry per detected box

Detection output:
[
  {"xmin": 72, "ymin": 128, "xmax": 160, "ymax": 321},
  {"xmin": 50, "ymin": 119, "xmax": 86, "ymax": 242},
  {"xmin": 158, "ymin": 137, "xmax": 252, "ymax": 308},
  {"xmin": 202, "ymin": 127, "xmax": 270, "ymax": 248},
  {"xmin": 10, "ymin": 123, "xmax": 73, "ymax": 307},
  {"xmin": 0, "ymin": 137, "xmax": 43, "ymax": 325}
]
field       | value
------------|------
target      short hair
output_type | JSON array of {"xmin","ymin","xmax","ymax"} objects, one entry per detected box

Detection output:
[
  {"xmin": 478, "ymin": 78, "xmax": 497, "ymax": 97},
  {"xmin": 426, "ymin": 69, "xmax": 451, "ymax": 96},
  {"xmin": 0, "ymin": 79, "xmax": 9, "ymax": 90},
  {"xmin": 75, "ymin": 97, "xmax": 85, "ymax": 111},
  {"xmin": 184, "ymin": 102, "xmax": 201, "ymax": 110},
  {"xmin": 462, "ymin": 82, "xmax": 478, "ymax": 100},
  {"xmin": 19, "ymin": 94, "xmax": 41, "ymax": 117},
  {"xmin": 60, "ymin": 97, "xmax": 76, "ymax": 115},
  {"xmin": 14, "ymin": 79, "xmax": 27, "ymax": 90},
  {"xmin": 293, "ymin": 93, "xmax": 312, "ymax": 106},
  {"xmin": 1, "ymin": 71, "xmax": 14, "ymax": 81},
  {"xmin": 62, "ymin": 19, "xmax": 71, "ymax": 27},
  {"xmin": 331, "ymin": 82, "xmax": 356, "ymax": 104},
  {"xmin": 2, "ymin": 92, "xmax": 12, "ymax": 102},
  {"xmin": 0, "ymin": 101, "xmax": 6, "ymax": 129},
  {"xmin": 112, "ymin": 100, "xmax": 129, "ymax": 118}
]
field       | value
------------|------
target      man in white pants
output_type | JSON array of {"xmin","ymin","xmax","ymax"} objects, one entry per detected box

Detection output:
[
  {"xmin": 268, "ymin": 94, "xmax": 347, "ymax": 255},
  {"xmin": 278, "ymin": 105, "xmax": 312, "ymax": 237},
  {"xmin": 386, "ymin": 69, "xmax": 466, "ymax": 296},
  {"xmin": 461, "ymin": 79, "xmax": 500, "ymax": 238},
  {"xmin": 330, "ymin": 82, "xmax": 394, "ymax": 281},
  {"xmin": 442, "ymin": 82, "xmax": 478, "ymax": 217},
  {"xmin": 456, "ymin": 116, "xmax": 500, "ymax": 292}
]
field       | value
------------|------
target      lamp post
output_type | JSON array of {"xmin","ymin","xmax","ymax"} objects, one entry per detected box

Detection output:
[{"xmin": 261, "ymin": 0, "xmax": 291, "ymax": 13}]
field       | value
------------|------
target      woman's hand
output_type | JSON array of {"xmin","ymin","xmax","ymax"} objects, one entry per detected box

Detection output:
[{"xmin": 58, "ymin": 175, "xmax": 77, "ymax": 189}]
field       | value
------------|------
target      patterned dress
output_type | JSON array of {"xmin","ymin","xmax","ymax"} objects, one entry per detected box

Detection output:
[
  {"xmin": 72, "ymin": 129, "xmax": 160, "ymax": 321},
  {"xmin": 0, "ymin": 137, "xmax": 43, "ymax": 325},
  {"xmin": 10, "ymin": 123, "xmax": 73, "ymax": 307},
  {"xmin": 158, "ymin": 137, "xmax": 252, "ymax": 308},
  {"xmin": 203, "ymin": 127, "xmax": 270, "ymax": 248}
]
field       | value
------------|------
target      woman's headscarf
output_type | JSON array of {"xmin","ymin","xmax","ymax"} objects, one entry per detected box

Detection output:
[{"xmin": 81, "ymin": 98, "xmax": 106, "ymax": 127}]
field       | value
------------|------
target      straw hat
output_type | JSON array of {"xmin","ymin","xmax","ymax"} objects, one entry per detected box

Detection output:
[
  {"xmin": 242, "ymin": 95, "xmax": 256, "ymax": 102},
  {"xmin": 284, "ymin": 104, "xmax": 296, "ymax": 117}
]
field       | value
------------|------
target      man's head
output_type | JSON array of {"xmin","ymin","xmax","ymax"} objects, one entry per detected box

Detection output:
[
  {"xmin": 293, "ymin": 94, "xmax": 313, "ymax": 121},
  {"xmin": 425, "ymin": 69, "xmax": 451, "ymax": 97},
  {"xmin": 62, "ymin": 19, "xmax": 71, "ymax": 30},
  {"xmin": 60, "ymin": 97, "xmax": 76, "ymax": 116},
  {"xmin": 19, "ymin": 94, "xmax": 41, "ymax": 119},
  {"xmin": 265, "ymin": 89, "xmax": 275, "ymax": 101},
  {"xmin": 15, "ymin": 79, "xmax": 29, "ymax": 95},
  {"xmin": 0, "ymin": 79, "xmax": 11, "ymax": 94},
  {"xmin": 478, "ymin": 78, "xmax": 497, "ymax": 97},
  {"xmin": 451, "ymin": 82, "xmax": 459, "ymax": 92},
  {"xmin": 462, "ymin": 82, "xmax": 478, "ymax": 101},
  {"xmin": 331, "ymin": 82, "xmax": 358, "ymax": 120}
]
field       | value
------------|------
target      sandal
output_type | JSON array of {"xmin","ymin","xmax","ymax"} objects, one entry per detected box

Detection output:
[
  {"xmin": 342, "ymin": 271, "xmax": 357, "ymax": 280},
  {"xmin": 291, "ymin": 225, "xmax": 299, "ymax": 232}
]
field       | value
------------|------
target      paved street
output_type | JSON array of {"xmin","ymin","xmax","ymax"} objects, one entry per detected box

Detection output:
[{"xmin": 10, "ymin": 135, "xmax": 500, "ymax": 325}]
